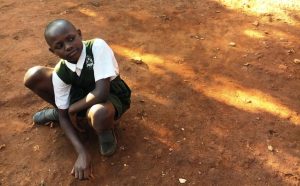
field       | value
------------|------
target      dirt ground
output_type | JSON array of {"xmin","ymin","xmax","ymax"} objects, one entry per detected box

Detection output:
[{"xmin": 0, "ymin": 0, "xmax": 300, "ymax": 185}]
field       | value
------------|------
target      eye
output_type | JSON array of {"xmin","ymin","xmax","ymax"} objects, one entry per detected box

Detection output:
[
  {"xmin": 55, "ymin": 42, "xmax": 63, "ymax": 49},
  {"xmin": 68, "ymin": 36, "xmax": 75, "ymax": 42}
]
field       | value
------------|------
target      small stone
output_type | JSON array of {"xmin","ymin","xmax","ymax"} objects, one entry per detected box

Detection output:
[
  {"xmin": 143, "ymin": 137, "xmax": 149, "ymax": 140},
  {"xmin": 268, "ymin": 145, "xmax": 274, "ymax": 152},
  {"xmin": 40, "ymin": 179, "xmax": 46, "ymax": 186},
  {"xmin": 215, "ymin": 10, "xmax": 221, "ymax": 13},
  {"xmin": 229, "ymin": 42, "xmax": 236, "ymax": 47},
  {"xmin": 33, "ymin": 145, "xmax": 40, "ymax": 152},
  {"xmin": 124, "ymin": 163, "xmax": 128, "ymax": 167},
  {"xmin": 169, "ymin": 148, "xmax": 173, "ymax": 151},
  {"xmin": 179, "ymin": 178, "xmax": 187, "ymax": 183},
  {"xmin": 90, "ymin": 1, "xmax": 100, "ymax": 7},
  {"xmin": 278, "ymin": 64, "xmax": 287, "ymax": 70},
  {"xmin": 131, "ymin": 58, "xmax": 143, "ymax": 64},
  {"xmin": 293, "ymin": 59, "xmax": 300, "ymax": 64},
  {"xmin": 181, "ymin": 128, "xmax": 185, "ymax": 131},
  {"xmin": 0, "ymin": 144, "xmax": 6, "ymax": 150},
  {"xmin": 252, "ymin": 21, "xmax": 259, "ymax": 26},
  {"xmin": 287, "ymin": 49, "xmax": 295, "ymax": 55},
  {"xmin": 243, "ymin": 63, "xmax": 250, "ymax": 66},
  {"xmin": 120, "ymin": 146, "xmax": 125, "ymax": 151},
  {"xmin": 279, "ymin": 38, "xmax": 286, "ymax": 41}
]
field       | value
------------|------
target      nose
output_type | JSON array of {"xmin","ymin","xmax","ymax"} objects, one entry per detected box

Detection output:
[{"xmin": 65, "ymin": 42, "xmax": 73, "ymax": 51}]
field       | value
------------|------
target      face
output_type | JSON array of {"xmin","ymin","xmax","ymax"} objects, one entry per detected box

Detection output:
[{"xmin": 47, "ymin": 26, "xmax": 83, "ymax": 63}]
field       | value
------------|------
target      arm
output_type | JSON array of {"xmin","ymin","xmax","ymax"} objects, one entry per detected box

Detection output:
[
  {"xmin": 68, "ymin": 78, "xmax": 110, "ymax": 114},
  {"xmin": 58, "ymin": 109, "xmax": 92, "ymax": 180},
  {"xmin": 58, "ymin": 109, "xmax": 87, "ymax": 154},
  {"xmin": 52, "ymin": 71, "xmax": 92, "ymax": 179}
]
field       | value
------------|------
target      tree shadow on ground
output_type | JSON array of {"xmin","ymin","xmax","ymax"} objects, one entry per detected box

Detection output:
[{"xmin": 1, "ymin": 0, "xmax": 300, "ymax": 185}]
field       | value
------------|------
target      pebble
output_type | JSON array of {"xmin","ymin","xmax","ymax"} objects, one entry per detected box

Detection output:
[
  {"xmin": 294, "ymin": 59, "xmax": 300, "ymax": 64},
  {"xmin": 179, "ymin": 178, "xmax": 187, "ymax": 184},
  {"xmin": 252, "ymin": 21, "xmax": 259, "ymax": 26},
  {"xmin": 40, "ymin": 179, "xmax": 46, "ymax": 186},
  {"xmin": 287, "ymin": 49, "xmax": 295, "ymax": 55},
  {"xmin": 278, "ymin": 64, "xmax": 287, "ymax": 70},
  {"xmin": 267, "ymin": 145, "xmax": 274, "ymax": 152},
  {"xmin": 33, "ymin": 145, "xmax": 40, "ymax": 152},
  {"xmin": 229, "ymin": 42, "xmax": 236, "ymax": 47},
  {"xmin": 131, "ymin": 58, "xmax": 143, "ymax": 64},
  {"xmin": 0, "ymin": 144, "xmax": 6, "ymax": 150}
]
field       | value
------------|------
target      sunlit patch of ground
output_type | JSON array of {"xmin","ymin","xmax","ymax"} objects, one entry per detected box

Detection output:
[
  {"xmin": 195, "ymin": 76, "xmax": 300, "ymax": 125},
  {"xmin": 115, "ymin": 45, "xmax": 300, "ymax": 125},
  {"xmin": 214, "ymin": 0, "xmax": 300, "ymax": 25}
]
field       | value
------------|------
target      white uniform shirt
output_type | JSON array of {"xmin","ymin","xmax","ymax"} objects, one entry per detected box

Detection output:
[{"xmin": 52, "ymin": 38, "xmax": 119, "ymax": 109}]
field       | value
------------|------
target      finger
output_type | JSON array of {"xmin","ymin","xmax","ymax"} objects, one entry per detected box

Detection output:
[
  {"xmin": 70, "ymin": 167, "xmax": 75, "ymax": 175},
  {"xmin": 79, "ymin": 170, "xmax": 83, "ymax": 180},
  {"xmin": 75, "ymin": 169, "xmax": 79, "ymax": 179},
  {"xmin": 89, "ymin": 165, "xmax": 94, "ymax": 179},
  {"xmin": 89, "ymin": 173, "xmax": 95, "ymax": 179},
  {"xmin": 83, "ymin": 169, "xmax": 89, "ymax": 179}
]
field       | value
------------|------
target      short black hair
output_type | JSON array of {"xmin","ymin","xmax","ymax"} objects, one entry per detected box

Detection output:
[{"xmin": 44, "ymin": 19, "xmax": 76, "ymax": 44}]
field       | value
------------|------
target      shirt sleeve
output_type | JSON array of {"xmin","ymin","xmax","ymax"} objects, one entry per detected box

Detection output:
[
  {"xmin": 92, "ymin": 39, "xmax": 119, "ymax": 81},
  {"xmin": 52, "ymin": 72, "xmax": 71, "ymax": 109}
]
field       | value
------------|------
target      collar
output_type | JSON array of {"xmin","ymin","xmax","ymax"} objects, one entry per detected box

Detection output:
[{"xmin": 65, "ymin": 42, "xmax": 86, "ymax": 72}]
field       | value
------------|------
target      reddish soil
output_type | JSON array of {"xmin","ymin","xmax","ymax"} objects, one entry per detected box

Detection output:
[{"xmin": 0, "ymin": 0, "xmax": 300, "ymax": 185}]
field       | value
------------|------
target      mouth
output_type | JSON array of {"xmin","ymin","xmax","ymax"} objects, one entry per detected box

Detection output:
[{"xmin": 67, "ymin": 49, "xmax": 79, "ymax": 59}]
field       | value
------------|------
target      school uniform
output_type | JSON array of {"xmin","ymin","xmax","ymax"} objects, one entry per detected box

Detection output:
[{"xmin": 52, "ymin": 38, "xmax": 131, "ymax": 118}]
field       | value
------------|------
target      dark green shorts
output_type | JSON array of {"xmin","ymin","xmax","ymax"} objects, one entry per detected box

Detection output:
[
  {"xmin": 74, "ymin": 76, "xmax": 131, "ymax": 119},
  {"xmin": 108, "ymin": 76, "xmax": 131, "ymax": 119}
]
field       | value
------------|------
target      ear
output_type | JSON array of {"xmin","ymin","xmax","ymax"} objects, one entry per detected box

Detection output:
[{"xmin": 77, "ymin": 29, "xmax": 82, "ymax": 38}]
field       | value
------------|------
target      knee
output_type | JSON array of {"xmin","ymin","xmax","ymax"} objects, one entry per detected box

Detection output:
[
  {"xmin": 89, "ymin": 104, "xmax": 113, "ymax": 123},
  {"xmin": 24, "ymin": 66, "xmax": 47, "ymax": 88}
]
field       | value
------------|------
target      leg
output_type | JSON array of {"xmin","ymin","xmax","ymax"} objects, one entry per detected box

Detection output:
[
  {"xmin": 86, "ymin": 102, "xmax": 117, "ymax": 156},
  {"xmin": 24, "ymin": 66, "xmax": 55, "ymax": 106},
  {"xmin": 86, "ymin": 102, "xmax": 115, "ymax": 133},
  {"xmin": 24, "ymin": 66, "xmax": 58, "ymax": 124}
]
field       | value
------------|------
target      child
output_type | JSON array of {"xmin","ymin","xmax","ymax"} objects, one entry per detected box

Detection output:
[{"xmin": 24, "ymin": 19, "xmax": 131, "ymax": 180}]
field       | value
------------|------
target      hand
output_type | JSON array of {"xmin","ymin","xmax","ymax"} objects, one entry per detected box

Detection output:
[{"xmin": 71, "ymin": 152, "xmax": 93, "ymax": 180}]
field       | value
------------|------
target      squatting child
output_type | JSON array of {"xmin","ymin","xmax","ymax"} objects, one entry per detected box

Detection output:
[{"xmin": 24, "ymin": 19, "xmax": 131, "ymax": 180}]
